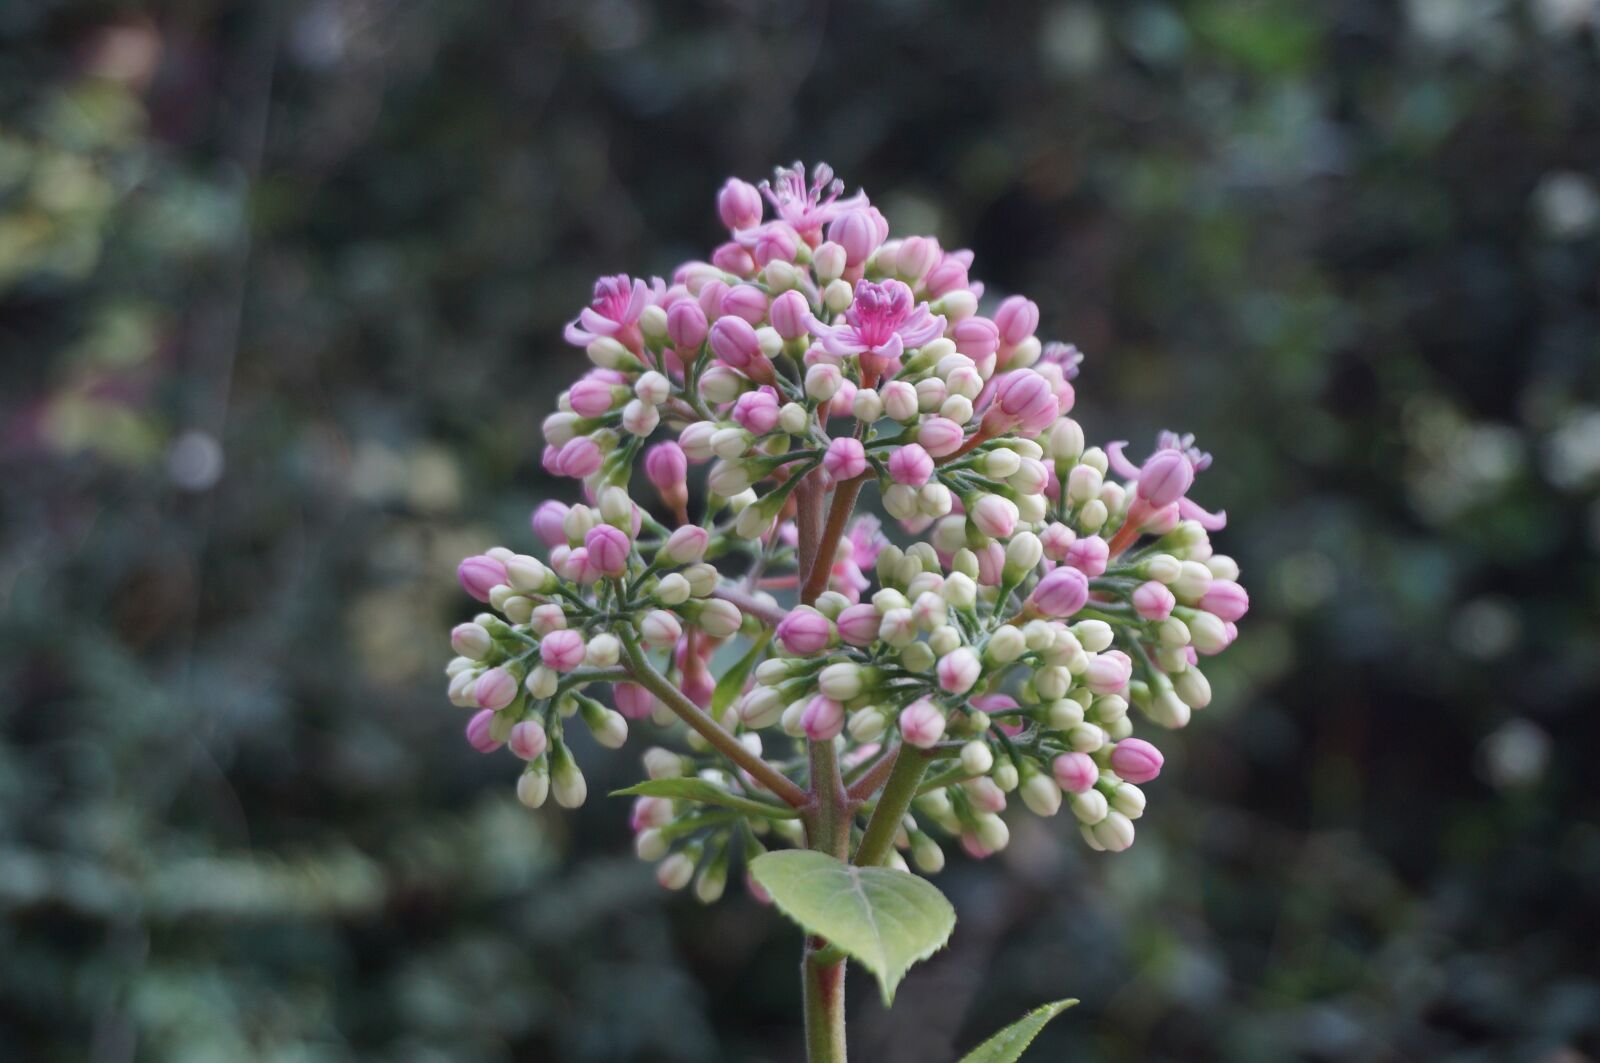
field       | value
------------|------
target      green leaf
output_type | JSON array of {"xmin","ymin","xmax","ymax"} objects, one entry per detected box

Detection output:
[
  {"xmin": 957, "ymin": 999, "xmax": 1078, "ymax": 1063},
  {"xmin": 711, "ymin": 631, "xmax": 772, "ymax": 716},
  {"xmin": 610, "ymin": 777, "xmax": 798, "ymax": 818},
  {"xmin": 748, "ymin": 850, "xmax": 955, "ymax": 1005}
]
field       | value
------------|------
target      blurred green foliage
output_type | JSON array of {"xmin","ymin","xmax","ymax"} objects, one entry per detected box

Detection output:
[{"xmin": 2, "ymin": 1, "xmax": 1598, "ymax": 1060}]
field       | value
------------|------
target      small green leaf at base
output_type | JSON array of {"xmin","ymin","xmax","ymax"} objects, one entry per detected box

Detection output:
[
  {"xmin": 749, "ymin": 849, "xmax": 955, "ymax": 1006},
  {"xmin": 610, "ymin": 777, "xmax": 799, "ymax": 818},
  {"xmin": 957, "ymin": 999, "xmax": 1078, "ymax": 1063}
]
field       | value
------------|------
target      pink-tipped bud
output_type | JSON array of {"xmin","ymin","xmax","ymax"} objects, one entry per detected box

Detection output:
[
  {"xmin": 1109, "ymin": 738, "xmax": 1164, "ymax": 784},
  {"xmin": 474, "ymin": 666, "xmax": 518, "ymax": 711},
  {"xmin": 568, "ymin": 376, "xmax": 621, "ymax": 417},
  {"xmin": 827, "ymin": 210, "xmax": 881, "ymax": 267},
  {"xmin": 899, "ymin": 698, "xmax": 946, "ymax": 748},
  {"xmin": 661, "ymin": 525, "xmax": 709, "ymax": 565},
  {"xmin": 770, "ymin": 289, "xmax": 810, "ymax": 340},
  {"xmin": 777, "ymin": 607, "xmax": 834, "ymax": 656},
  {"xmin": 751, "ymin": 225, "xmax": 797, "ymax": 267},
  {"xmin": 732, "ymin": 388, "xmax": 781, "ymax": 435},
  {"xmin": 509, "ymin": 719, "xmax": 548, "ymax": 760},
  {"xmin": 557, "ymin": 437, "xmax": 603, "ymax": 479},
  {"xmin": 1064, "ymin": 535, "xmax": 1110, "ymax": 578},
  {"xmin": 709, "ymin": 315, "xmax": 761, "ymax": 369},
  {"xmin": 613, "ymin": 681, "xmax": 657, "ymax": 720},
  {"xmin": 1084, "ymin": 649, "xmax": 1133, "ymax": 696},
  {"xmin": 1052, "ymin": 751, "xmax": 1099, "ymax": 793},
  {"xmin": 531, "ymin": 501, "xmax": 570, "ymax": 548},
  {"xmin": 457, "ymin": 555, "xmax": 507, "ymax": 602},
  {"xmin": 1028, "ymin": 566, "xmax": 1090, "ymax": 618},
  {"xmin": 717, "ymin": 177, "xmax": 763, "ymax": 231},
  {"xmin": 995, "ymin": 296, "xmax": 1040, "ymax": 346},
  {"xmin": 584, "ymin": 524, "xmax": 631, "ymax": 577},
  {"xmin": 1198, "ymin": 579, "xmax": 1249, "ymax": 622},
  {"xmin": 970, "ymin": 495, "xmax": 1019, "ymax": 540},
  {"xmin": 712, "ymin": 241, "xmax": 755, "ymax": 275},
  {"xmin": 1132, "ymin": 581, "xmax": 1176, "ymax": 621},
  {"xmin": 952, "ymin": 316, "xmax": 1000, "ymax": 359},
  {"xmin": 896, "ymin": 236, "xmax": 938, "ymax": 281},
  {"xmin": 666, "ymin": 300, "xmax": 709, "ymax": 350},
  {"xmin": 824, "ymin": 437, "xmax": 868, "ymax": 482},
  {"xmin": 919, "ymin": 416, "xmax": 966, "ymax": 458},
  {"xmin": 1137, "ymin": 449, "xmax": 1195, "ymax": 508},
  {"xmin": 465, "ymin": 709, "xmax": 501, "ymax": 753},
  {"xmin": 645, "ymin": 442, "xmax": 689, "ymax": 492},
  {"xmin": 936, "ymin": 647, "xmax": 981, "ymax": 694},
  {"xmin": 974, "ymin": 541, "xmax": 1005, "ymax": 586},
  {"xmin": 1040, "ymin": 522, "xmax": 1076, "ymax": 561},
  {"xmin": 985, "ymin": 368, "xmax": 1059, "ymax": 435},
  {"xmin": 836, "ymin": 603, "xmax": 881, "ymax": 646},
  {"xmin": 887, "ymin": 444, "xmax": 935, "ymax": 487},
  {"xmin": 882, "ymin": 380, "xmax": 919, "ymax": 421},
  {"xmin": 801, "ymin": 696, "xmax": 845, "ymax": 741},
  {"xmin": 540, "ymin": 629, "xmax": 586, "ymax": 674},
  {"xmin": 721, "ymin": 284, "xmax": 768, "ymax": 324}
]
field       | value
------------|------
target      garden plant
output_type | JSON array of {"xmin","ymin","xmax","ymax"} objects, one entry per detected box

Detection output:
[{"xmin": 443, "ymin": 163, "xmax": 1248, "ymax": 1062}]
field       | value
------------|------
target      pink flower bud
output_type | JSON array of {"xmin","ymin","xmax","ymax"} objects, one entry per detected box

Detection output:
[
  {"xmin": 645, "ymin": 442, "xmax": 688, "ymax": 492},
  {"xmin": 952, "ymin": 316, "xmax": 1000, "ymax": 359},
  {"xmin": 666, "ymin": 300, "xmax": 708, "ymax": 350},
  {"xmin": 995, "ymin": 295, "xmax": 1040, "ymax": 346},
  {"xmin": 698, "ymin": 278, "xmax": 729, "ymax": 319},
  {"xmin": 887, "ymin": 444, "xmax": 934, "ymax": 487},
  {"xmin": 465, "ymin": 709, "xmax": 501, "ymax": 753},
  {"xmin": 1132, "ymin": 581, "xmax": 1176, "ymax": 621},
  {"xmin": 970, "ymin": 495, "xmax": 1019, "ymax": 540},
  {"xmin": 509, "ymin": 719, "xmax": 548, "ymax": 760},
  {"xmin": 540, "ymin": 629, "xmax": 586, "ymax": 674},
  {"xmin": 919, "ymin": 416, "xmax": 966, "ymax": 458},
  {"xmin": 530, "ymin": 502, "xmax": 570, "ymax": 548},
  {"xmin": 1198, "ymin": 579, "xmax": 1249, "ymax": 622},
  {"xmin": 777, "ymin": 607, "xmax": 834, "ymax": 655},
  {"xmin": 751, "ymin": 226, "xmax": 798, "ymax": 266},
  {"xmin": 770, "ymin": 289, "xmax": 810, "ymax": 340},
  {"xmin": 836, "ymin": 603, "xmax": 880, "ymax": 646},
  {"xmin": 733, "ymin": 388, "xmax": 781, "ymax": 435},
  {"xmin": 631, "ymin": 795, "xmax": 673, "ymax": 832},
  {"xmin": 936, "ymin": 647, "xmax": 981, "ymax": 694},
  {"xmin": 824, "ymin": 437, "xmax": 868, "ymax": 481},
  {"xmin": 985, "ymin": 368, "xmax": 1059, "ymax": 435},
  {"xmin": 474, "ymin": 666, "xmax": 518, "ymax": 711},
  {"xmin": 711, "ymin": 241, "xmax": 755, "ymax": 275},
  {"xmin": 1040, "ymin": 522, "xmax": 1076, "ymax": 561},
  {"xmin": 709, "ymin": 315, "xmax": 761, "ymax": 369},
  {"xmin": 661, "ymin": 525, "xmax": 709, "ymax": 565},
  {"xmin": 1052, "ymin": 751, "xmax": 1099, "ymax": 793},
  {"xmin": 1109, "ymin": 738, "xmax": 1164, "ymax": 784},
  {"xmin": 457, "ymin": 555, "xmax": 507, "ymax": 602},
  {"xmin": 1064, "ymin": 535, "xmax": 1109, "ymax": 578},
  {"xmin": 801, "ymin": 696, "xmax": 845, "ymax": 741},
  {"xmin": 974, "ymin": 541, "xmax": 1005, "ymax": 586},
  {"xmin": 1084, "ymin": 649, "xmax": 1133, "ymax": 696},
  {"xmin": 899, "ymin": 698, "xmax": 946, "ymax": 748},
  {"xmin": 584, "ymin": 524, "xmax": 631, "ymax": 576},
  {"xmin": 896, "ymin": 236, "xmax": 937, "ymax": 281},
  {"xmin": 721, "ymin": 284, "xmax": 769, "ymax": 324},
  {"xmin": 717, "ymin": 177, "xmax": 763, "ymax": 231},
  {"xmin": 922, "ymin": 257, "xmax": 968, "ymax": 298},
  {"xmin": 557, "ymin": 437, "xmax": 603, "ymax": 479},
  {"xmin": 1028, "ymin": 566, "xmax": 1089, "ymax": 618},
  {"xmin": 827, "ymin": 209, "xmax": 881, "ymax": 266},
  {"xmin": 568, "ymin": 376, "xmax": 620, "ymax": 417},
  {"xmin": 613, "ymin": 681, "xmax": 656, "ymax": 720},
  {"xmin": 1138, "ymin": 449, "xmax": 1195, "ymax": 508}
]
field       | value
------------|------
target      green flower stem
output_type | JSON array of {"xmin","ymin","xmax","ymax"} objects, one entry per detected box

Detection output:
[
  {"xmin": 618, "ymin": 631, "xmax": 807, "ymax": 808},
  {"xmin": 852, "ymin": 746, "xmax": 932, "ymax": 868},
  {"xmin": 801, "ymin": 737, "xmax": 852, "ymax": 1063}
]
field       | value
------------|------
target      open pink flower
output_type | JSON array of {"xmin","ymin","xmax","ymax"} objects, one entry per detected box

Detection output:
[
  {"xmin": 1106, "ymin": 432, "xmax": 1227, "ymax": 530},
  {"xmin": 564, "ymin": 274, "xmax": 658, "ymax": 348},
  {"xmin": 760, "ymin": 161, "xmax": 869, "ymax": 244},
  {"xmin": 805, "ymin": 279, "xmax": 945, "ymax": 378}
]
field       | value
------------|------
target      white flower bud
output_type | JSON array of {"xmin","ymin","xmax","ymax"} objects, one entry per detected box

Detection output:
[
  {"xmin": 883, "ymin": 484, "xmax": 920, "ymax": 520},
  {"xmin": 899, "ymin": 641, "xmax": 935, "ymax": 672},
  {"xmin": 708, "ymin": 459, "xmax": 751, "ymax": 497},
  {"xmin": 1144, "ymin": 689, "xmax": 1192, "ymax": 729},
  {"xmin": 919, "ymin": 482, "xmax": 953, "ymax": 518},
  {"xmin": 1173, "ymin": 560, "xmax": 1214, "ymax": 602},
  {"xmin": 818, "ymin": 662, "xmax": 866, "ymax": 700},
  {"xmin": 1110, "ymin": 784, "xmax": 1146, "ymax": 819},
  {"xmin": 448, "ymin": 670, "xmax": 478, "ymax": 708},
  {"xmin": 1004, "ymin": 531, "xmax": 1043, "ymax": 575},
  {"xmin": 1036, "ymin": 665, "xmax": 1072, "ymax": 700},
  {"xmin": 1079, "ymin": 500, "xmax": 1108, "ymax": 533},
  {"xmin": 505, "ymin": 554, "xmax": 552, "ymax": 593},
  {"xmin": 710, "ymin": 426, "xmax": 751, "ymax": 461},
  {"xmin": 1067, "ymin": 464, "xmax": 1102, "ymax": 504},
  {"xmin": 1048, "ymin": 418, "xmax": 1085, "ymax": 461},
  {"xmin": 588, "ymin": 707, "xmax": 629, "ymax": 749},
  {"xmin": 939, "ymin": 395, "xmax": 973, "ymax": 424},
  {"xmin": 551, "ymin": 750, "xmax": 587, "ymax": 809},
  {"xmin": 622, "ymin": 399, "xmax": 660, "ymax": 436},
  {"xmin": 778, "ymin": 402, "xmax": 809, "ymax": 435},
  {"xmin": 586, "ymin": 633, "xmax": 621, "ymax": 667},
  {"xmin": 987, "ymin": 624, "xmax": 1027, "ymax": 663},
  {"xmin": 640, "ymin": 609, "xmax": 684, "ymax": 648},
  {"xmin": 683, "ymin": 563, "xmax": 717, "ymax": 597},
  {"xmin": 881, "ymin": 380, "xmax": 919, "ymax": 422},
  {"xmin": 1091, "ymin": 811, "xmax": 1135, "ymax": 851},
  {"xmin": 942, "ymin": 572, "xmax": 977, "ymax": 609},
  {"xmin": 678, "ymin": 421, "xmax": 716, "ymax": 461},
  {"xmin": 960, "ymin": 741, "xmax": 994, "ymax": 777},
  {"xmin": 1142, "ymin": 553, "xmax": 1183, "ymax": 583},
  {"xmin": 1187, "ymin": 611, "xmax": 1228, "ymax": 655},
  {"xmin": 928, "ymin": 624, "xmax": 962, "ymax": 657},
  {"xmin": 916, "ymin": 378, "xmax": 948, "ymax": 411},
  {"xmin": 656, "ymin": 852, "xmax": 695, "ymax": 890},
  {"xmin": 1071, "ymin": 620, "xmax": 1114, "ymax": 653},
  {"xmin": 813, "ymin": 241, "xmax": 847, "ymax": 282},
  {"xmin": 1173, "ymin": 667, "xmax": 1212, "ymax": 708},
  {"xmin": 911, "ymin": 832, "xmax": 945, "ymax": 874},
  {"xmin": 973, "ymin": 813, "xmax": 1010, "ymax": 853},
  {"xmin": 1020, "ymin": 771, "xmax": 1063, "ymax": 816},
  {"xmin": 524, "ymin": 666, "xmax": 559, "ymax": 699},
  {"xmin": 1046, "ymin": 698, "xmax": 1085, "ymax": 730},
  {"xmin": 853, "ymin": 388, "xmax": 883, "ymax": 423},
  {"xmin": 1070, "ymin": 788, "xmax": 1109, "ymax": 824},
  {"xmin": 939, "ymin": 289, "xmax": 978, "ymax": 320},
  {"xmin": 655, "ymin": 572, "xmax": 691, "ymax": 605},
  {"xmin": 823, "ymin": 278, "xmax": 854, "ymax": 312},
  {"xmin": 739, "ymin": 687, "xmax": 784, "ymax": 729},
  {"xmin": 586, "ymin": 336, "xmax": 635, "ymax": 370},
  {"xmin": 635, "ymin": 828, "xmax": 668, "ymax": 861},
  {"xmin": 847, "ymin": 707, "xmax": 887, "ymax": 743}
]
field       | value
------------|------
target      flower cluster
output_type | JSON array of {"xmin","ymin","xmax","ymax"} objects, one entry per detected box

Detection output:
[{"xmin": 444, "ymin": 163, "xmax": 1247, "ymax": 899}]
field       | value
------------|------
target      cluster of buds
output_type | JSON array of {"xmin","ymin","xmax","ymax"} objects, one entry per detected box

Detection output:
[{"xmin": 444, "ymin": 163, "xmax": 1247, "ymax": 898}]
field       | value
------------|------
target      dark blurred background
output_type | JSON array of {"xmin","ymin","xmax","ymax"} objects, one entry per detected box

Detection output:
[{"xmin": 3, "ymin": 1, "xmax": 1598, "ymax": 1060}]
